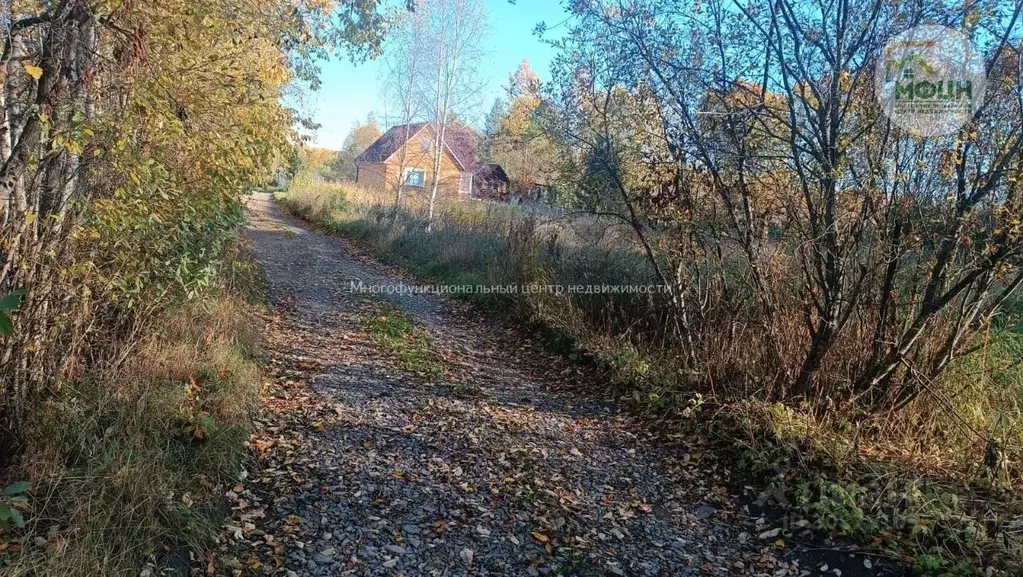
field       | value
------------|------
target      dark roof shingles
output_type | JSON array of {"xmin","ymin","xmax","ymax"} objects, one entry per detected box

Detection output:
[
  {"xmin": 442, "ymin": 127, "xmax": 477, "ymax": 170},
  {"xmin": 354, "ymin": 122, "xmax": 428, "ymax": 163},
  {"xmin": 355, "ymin": 122, "xmax": 478, "ymax": 171}
]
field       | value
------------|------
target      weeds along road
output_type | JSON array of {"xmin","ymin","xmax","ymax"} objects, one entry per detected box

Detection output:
[{"xmin": 227, "ymin": 192, "xmax": 894, "ymax": 577}]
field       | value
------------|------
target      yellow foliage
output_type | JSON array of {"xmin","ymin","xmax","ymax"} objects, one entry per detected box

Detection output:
[
  {"xmin": 304, "ymin": 146, "xmax": 338, "ymax": 170},
  {"xmin": 22, "ymin": 63, "xmax": 43, "ymax": 80},
  {"xmin": 78, "ymin": 0, "xmax": 296, "ymax": 306}
]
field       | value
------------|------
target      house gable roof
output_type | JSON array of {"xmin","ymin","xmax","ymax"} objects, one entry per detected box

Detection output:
[
  {"xmin": 355, "ymin": 122, "xmax": 478, "ymax": 172},
  {"xmin": 354, "ymin": 122, "xmax": 428, "ymax": 164}
]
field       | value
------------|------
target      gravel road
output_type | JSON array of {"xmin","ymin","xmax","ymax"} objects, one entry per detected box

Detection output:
[{"xmin": 220, "ymin": 193, "xmax": 899, "ymax": 577}]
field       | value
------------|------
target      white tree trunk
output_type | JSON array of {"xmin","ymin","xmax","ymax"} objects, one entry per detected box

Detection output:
[{"xmin": 426, "ymin": 36, "xmax": 447, "ymax": 233}]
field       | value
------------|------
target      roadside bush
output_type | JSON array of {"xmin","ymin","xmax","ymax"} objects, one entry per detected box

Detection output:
[
  {"xmin": 0, "ymin": 1, "xmax": 389, "ymax": 575},
  {"xmin": 0, "ymin": 244, "xmax": 264, "ymax": 577}
]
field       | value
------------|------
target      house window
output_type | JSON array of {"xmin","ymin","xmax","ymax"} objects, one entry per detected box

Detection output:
[
  {"xmin": 459, "ymin": 171, "xmax": 473, "ymax": 193},
  {"xmin": 403, "ymin": 168, "xmax": 426, "ymax": 187}
]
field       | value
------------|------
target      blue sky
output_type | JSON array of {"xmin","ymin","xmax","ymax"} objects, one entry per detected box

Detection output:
[{"xmin": 308, "ymin": 0, "xmax": 570, "ymax": 150}]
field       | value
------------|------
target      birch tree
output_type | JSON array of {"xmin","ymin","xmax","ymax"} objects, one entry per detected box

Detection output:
[
  {"xmin": 418, "ymin": 0, "xmax": 488, "ymax": 230},
  {"xmin": 382, "ymin": 6, "xmax": 428, "ymax": 210}
]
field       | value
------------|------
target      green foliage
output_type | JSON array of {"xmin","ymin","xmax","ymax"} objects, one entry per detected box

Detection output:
[
  {"xmin": 0, "ymin": 0, "xmax": 395, "ymax": 575},
  {"xmin": 942, "ymin": 327, "xmax": 1023, "ymax": 464},
  {"xmin": 3, "ymin": 285, "xmax": 262, "ymax": 576},
  {"xmin": 0, "ymin": 482, "xmax": 31, "ymax": 530},
  {"xmin": 915, "ymin": 554, "xmax": 985, "ymax": 577},
  {"xmin": 794, "ymin": 479, "xmax": 878, "ymax": 537},
  {"xmin": 89, "ymin": 187, "xmax": 248, "ymax": 308},
  {"xmin": 724, "ymin": 406, "xmax": 1017, "ymax": 572},
  {"xmin": 178, "ymin": 374, "xmax": 221, "ymax": 442},
  {"xmin": 0, "ymin": 290, "xmax": 25, "ymax": 337}
]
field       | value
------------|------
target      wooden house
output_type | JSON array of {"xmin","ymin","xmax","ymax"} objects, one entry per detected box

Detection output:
[{"xmin": 355, "ymin": 122, "xmax": 509, "ymax": 201}]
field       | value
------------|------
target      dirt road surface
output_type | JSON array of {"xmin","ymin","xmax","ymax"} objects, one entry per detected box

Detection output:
[{"xmin": 222, "ymin": 193, "xmax": 896, "ymax": 577}]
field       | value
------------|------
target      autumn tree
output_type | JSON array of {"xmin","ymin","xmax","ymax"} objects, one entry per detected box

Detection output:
[
  {"xmin": 381, "ymin": 5, "xmax": 428, "ymax": 208},
  {"xmin": 418, "ymin": 0, "xmax": 488, "ymax": 230},
  {"xmin": 0, "ymin": 0, "xmax": 396, "ymax": 452},
  {"xmin": 485, "ymin": 59, "xmax": 559, "ymax": 196},
  {"xmin": 328, "ymin": 115, "xmax": 382, "ymax": 181},
  {"xmin": 305, "ymin": 147, "xmax": 339, "ymax": 172},
  {"xmin": 548, "ymin": 0, "xmax": 1023, "ymax": 410}
]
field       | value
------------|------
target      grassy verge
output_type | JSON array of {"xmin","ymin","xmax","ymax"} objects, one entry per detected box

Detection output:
[
  {"xmin": 0, "ymin": 243, "xmax": 265, "ymax": 577},
  {"xmin": 280, "ymin": 173, "xmax": 1023, "ymax": 575}
]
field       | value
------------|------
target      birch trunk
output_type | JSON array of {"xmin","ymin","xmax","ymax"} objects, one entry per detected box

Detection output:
[{"xmin": 426, "ymin": 35, "xmax": 446, "ymax": 232}]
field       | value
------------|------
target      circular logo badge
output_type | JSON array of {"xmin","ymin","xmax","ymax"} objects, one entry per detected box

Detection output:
[{"xmin": 876, "ymin": 25, "xmax": 987, "ymax": 136}]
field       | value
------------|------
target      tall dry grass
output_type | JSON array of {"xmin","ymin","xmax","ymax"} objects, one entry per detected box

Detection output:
[{"xmin": 1, "ymin": 243, "xmax": 264, "ymax": 577}]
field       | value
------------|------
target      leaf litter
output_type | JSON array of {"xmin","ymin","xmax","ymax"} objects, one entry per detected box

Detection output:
[{"xmin": 210, "ymin": 194, "xmax": 900, "ymax": 577}]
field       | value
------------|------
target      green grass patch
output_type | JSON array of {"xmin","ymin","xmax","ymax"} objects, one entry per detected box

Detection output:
[{"xmin": 365, "ymin": 304, "xmax": 447, "ymax": 380}]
